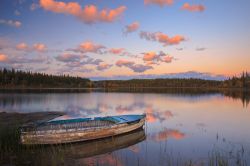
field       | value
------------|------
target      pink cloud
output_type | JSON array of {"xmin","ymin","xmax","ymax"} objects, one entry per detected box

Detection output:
[
  {"xmin": 39, "ymin": 0, "xmax": 126, "ymax": 24},
  {"xmin": 0, "ymin": 54, "xmax": 8, "ymax": 62},
  {"xmin": 109, "ymin": 48, "xmax": 125, "ymax": 55},
  {"xmin": 16, "ymin": 42, "xmax": 47, "ymax": 52},
  {"xmin": 130, "ymin": 64, "xmax": 153, "ymax": 73},
  {"xmin": 143, "ymin": 51, "xmax": 158, "ymax": 61},
  {"xmin": 140, "ymin": 31, "xmax": 186, "ymax": 46},
  {"xmin": 78, "ymin": 41, "xmax": 105, "ymax": 53},
  {"xmin": 162, "ymin": 55, "xmax": 173, "ymax": 63},
  {"xmin": 125, "ymin": 22, "xmax": 140, "ymax": 33},
  {"xmin": 143, "ymin": 51, "xmax": 173, "ymax": 64},
  {"xmin": 33, "ymin": 43, "xmax": 47, "ymax": 52},
  {"xmin": 55, "ymin": 53, "xmax": 84, "ymax": 62},
  {"xmin": 144, "ymin": 0, "xmax": 174, "ymax": 6},
  {"xmin": 16, "ymin": 42, "xmax": 29, "ymax": 51},
  {"xmin": 116, "ymin": 59, "xmax": 135, "ymax": 67},
  {"xmin": 157, "ymin": 33, "xmax": 185, "ymax": 46},
  {"xmin": 96, "ymin": 63, "xmax": 112, "ymax": 71},
  {"xmin": 0, "ymin": 19, "xmax": 21, "ymax": 28},
  {"xmin": 181, "ymin": 3, "xmax": 205, "ymax": 12},
  {"xmin": 116, "ymin": 59, "xmax": 153, "ymax": 73}
]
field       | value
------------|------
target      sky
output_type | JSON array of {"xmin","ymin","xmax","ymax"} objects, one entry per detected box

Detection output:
[{"xmin": 0, "ymin": 0, "xmax": 250, "ymax": 80}]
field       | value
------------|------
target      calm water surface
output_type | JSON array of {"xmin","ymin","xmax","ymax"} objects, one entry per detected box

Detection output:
[{"xmin": 0, "ymin": 92, "xmax": 250, "ymax": 165}]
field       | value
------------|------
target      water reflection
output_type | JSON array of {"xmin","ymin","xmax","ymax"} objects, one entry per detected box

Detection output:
[
  {"xmin": 150, "ymin": 128, "xmax": 185, "ymax": 142},
  {"xmin": 1, "ymin": 129, "xmax": 145, "ymax": 166},
  {"xmin": 0, "ymin": 91, "xmax": 250, "ymax": 165}
]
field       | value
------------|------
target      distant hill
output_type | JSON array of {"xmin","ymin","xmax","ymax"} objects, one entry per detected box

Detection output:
[{"xmin": 90, "ymin": 71, "xmax": 227, "ymax": 81}]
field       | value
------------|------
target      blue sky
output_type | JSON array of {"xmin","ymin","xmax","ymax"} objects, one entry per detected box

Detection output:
[{"xmin": 0, "ymin": 0, "xmax": 250, "ymax": 80}]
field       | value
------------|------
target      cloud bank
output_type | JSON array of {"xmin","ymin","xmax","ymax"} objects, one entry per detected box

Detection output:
[
  {"xmin": 144, "ymin": 0, "xmax": 174, "ymax": 6},
  {"xmin": 116, "ymin": 59, "xmax": 153, "ymax": 73},
  {"xmin": 140, "ymin": 31, "xmax": 186, "ymax": 46},
  {"xmin": 0, "ymin": 19, "xmax": 21, "ymax": 28},
  {"xmin": 39, "ymin": 0, "xmax": 126, "ymax": 24},
  {"xmin": 124, "ymin": 22, "xmax": 140, "ymax": 34},
  {"xmin": 181, "ymin": 3, "xmax": 205, "ymax": 12}
]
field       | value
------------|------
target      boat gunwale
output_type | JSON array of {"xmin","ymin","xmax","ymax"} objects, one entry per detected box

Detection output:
[
  {"xmin": 20, "ymin": 117, "xmax": 146, "ymax": 145},
  {"xmin": 21, "ymin": 115, "xmax": 146, "ymax": 134}
]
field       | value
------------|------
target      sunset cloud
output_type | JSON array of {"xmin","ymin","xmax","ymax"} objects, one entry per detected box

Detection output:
[
  {"xmin": 96, "ymin": 63, "xmax": 112, "ymax": 71},
  {"xmin": 130, "ymin": 64, "xmax": 153, "ymax": 73},
  {"xmin": 124, "ymin": 22, "xmax": 140, "ymax": 34},
  {"xmin": 109, "ymin": 48, "xmax": 125, "ymax": 55},
  {"xmin": 7, "ymin": 56, "xmax": 48, "ymax": 64},
  {"xmin": 0, "ymin": 19, "xmax": 21, "ymax": 28},
  {"xmin": 151, "ymin": 128, "xmax": 185, "ymax": 142},
  {"xmin": 70, "ymin": 41, "xmax": 105, "ymax": 53},
  {"xmin": 55, "ymin": 53, "xmax": 84, "ymax": 62},
  {"xmin": 116, "ymin": 59, "xmax": 135, "ymax": 67},
  {"xmin": 181, "ymin": 3, "xmax": 205, "ymax": 12},
  {"xmin": 162, "ymin": 55, "xmax": 173, "ymax": 63},
  {"xmin": 33, "ymin": 43, "xmax": 47, "ymax": 52},
  {"xmin": 143, "ymin": 51, "xmax": 173, "ymax": 64},
  {"xmin": 140, "ymin": 31, "xmax": 186, "ymax": 46},
  {"xmin": 143, "ymin": 51, "xmax": 160, "ymax": 61},
  {"xmin": 30, "ymin": 3, "xmax": 40, "ymax": 11},
  {"xmin": 16, "ymin": 42, "xmax": 47, "ymax": 52},
  {"xmin": 144, "ymin": 0, "xmax": 174, "ymax": 6},
  {"xmin": 196, "ymin": 47, "xmax": 206, "ymax": 51},
  {"xmin": 39, "ymin": 0, "xmax": 126, "ymax": 24},
  {"xmin": 116, "ymin": 59, "xmax": 153, "ymax": 73},
  {"xmin": 16, "ymin": 42, "xmax": 29, "ymax": 51},
  {"xmin": 146, "ymin": 108, "xmax": 174, "ymax": 123},
  {"xmin": 0, "ymin": 54, "xmax": 8, "ymax": 62}
]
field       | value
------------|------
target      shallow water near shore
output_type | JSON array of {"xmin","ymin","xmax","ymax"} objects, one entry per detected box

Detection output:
[{"xmin": 0, "ymin": 91, "xmax": 250, "ymax": 165}]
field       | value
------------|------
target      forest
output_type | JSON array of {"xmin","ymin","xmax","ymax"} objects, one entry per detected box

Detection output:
[
  {"xmin": 0, "ymin": 68, "xmax": 249, "ymax": 90},
  {"xmin": 94, "ymin": 72, "xmax": 250, "ymax": 90},
  {"xmin": 0, "ymin": 68, "xmax": 91, "ymax": 88}
]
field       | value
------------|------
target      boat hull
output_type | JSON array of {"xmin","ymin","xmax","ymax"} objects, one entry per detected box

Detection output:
[{"xmin": 21, "ymin": 116, "xmax": 145, "ymax": 144}]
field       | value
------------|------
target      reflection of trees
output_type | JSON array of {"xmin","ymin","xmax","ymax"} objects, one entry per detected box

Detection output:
[
  {"xmin": 221, "ymin": 90, "xmax": 250, "ymax": 108},
  {"xmin": 109, "ymin": 88, "xmax": 250, "ymax": 108}
]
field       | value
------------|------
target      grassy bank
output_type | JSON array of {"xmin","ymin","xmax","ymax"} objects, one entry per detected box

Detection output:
[{"xmin": 0, "ymin": 112, "xmax": 63, "ymax": 165}]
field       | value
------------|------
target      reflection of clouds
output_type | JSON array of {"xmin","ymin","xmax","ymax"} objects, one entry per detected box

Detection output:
[
  {"xmin": 115, "ymin": 102, "xmax": 147, "ymax": 114},
  {"xmin": 151, "ymin": 128, "xmax": 185, "ymax": 142},
  {"xmin": 116, "ymin": 105, "xmax": 135, "ymax": 114},
  {"xmin": 98, "ymin": 103, "xmax": 112, "ymax": 113},
  {"xmin": 80, "ymin": 154, "xmax": 123, "ymax": 166},
  {"xmin": 64, "ymin": 105, "xmax": 101, "ymax": 117},
  {"xmin": 196, "ymin": 123, "xmax": 206, "ymax": 127},
  {"xmin": 146, "ymin": 107, "xmax": 174, "ymax": 123},
  {"xmin": 128, "ymin": 145, "xmax": 140, "ymax": 153},
  {"xmin": 115, "ymin": 103, "xmax": 174, "ymax": 123}
]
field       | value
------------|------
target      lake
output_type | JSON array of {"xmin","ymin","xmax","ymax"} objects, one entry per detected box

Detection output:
[{"xmin": 0, "ymin": 91, "xmax": 250, "ymax": 165}]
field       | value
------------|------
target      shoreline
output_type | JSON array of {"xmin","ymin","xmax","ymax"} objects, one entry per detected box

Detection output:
[{"xmin": 0, "ymin": 111, "xmax": 64, "ymax": 127}]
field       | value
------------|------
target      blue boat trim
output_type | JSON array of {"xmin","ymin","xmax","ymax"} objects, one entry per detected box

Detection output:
[{"xmin": 38, "ymin": 114, "xmax": 146, "ymax": 126}]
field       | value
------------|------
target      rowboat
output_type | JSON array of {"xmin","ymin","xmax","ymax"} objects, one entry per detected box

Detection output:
[
  {"xmin": 22, "ymin": 128, "xmax": 145, "ymax": 164},
  {"xmin": 20, "ymin": 114, "xmax": 146, "ymax": 144}
]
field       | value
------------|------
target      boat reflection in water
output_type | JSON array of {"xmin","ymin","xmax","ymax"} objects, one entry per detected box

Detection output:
[
  {"xmin": 57, "ymin": 128, "xmax": 146, "ymax": 159},
  {"xmin": 21, "ymin": 128, "xmax": 146, "ymax": 165}
]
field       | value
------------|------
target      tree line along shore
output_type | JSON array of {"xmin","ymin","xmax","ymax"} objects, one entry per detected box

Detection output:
[{"xmin": 0, "ymin": 68, "xmax": 250, "ymax": 90}]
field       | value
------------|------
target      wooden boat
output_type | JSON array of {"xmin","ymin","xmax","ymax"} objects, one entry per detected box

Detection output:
[
  {"xmin": 23, "ymin": 128, "xmax": 146, "ymax": 163},
  {"xmin": 20, "ymin": 114, "xmax": 146, "ymax": 144}
]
